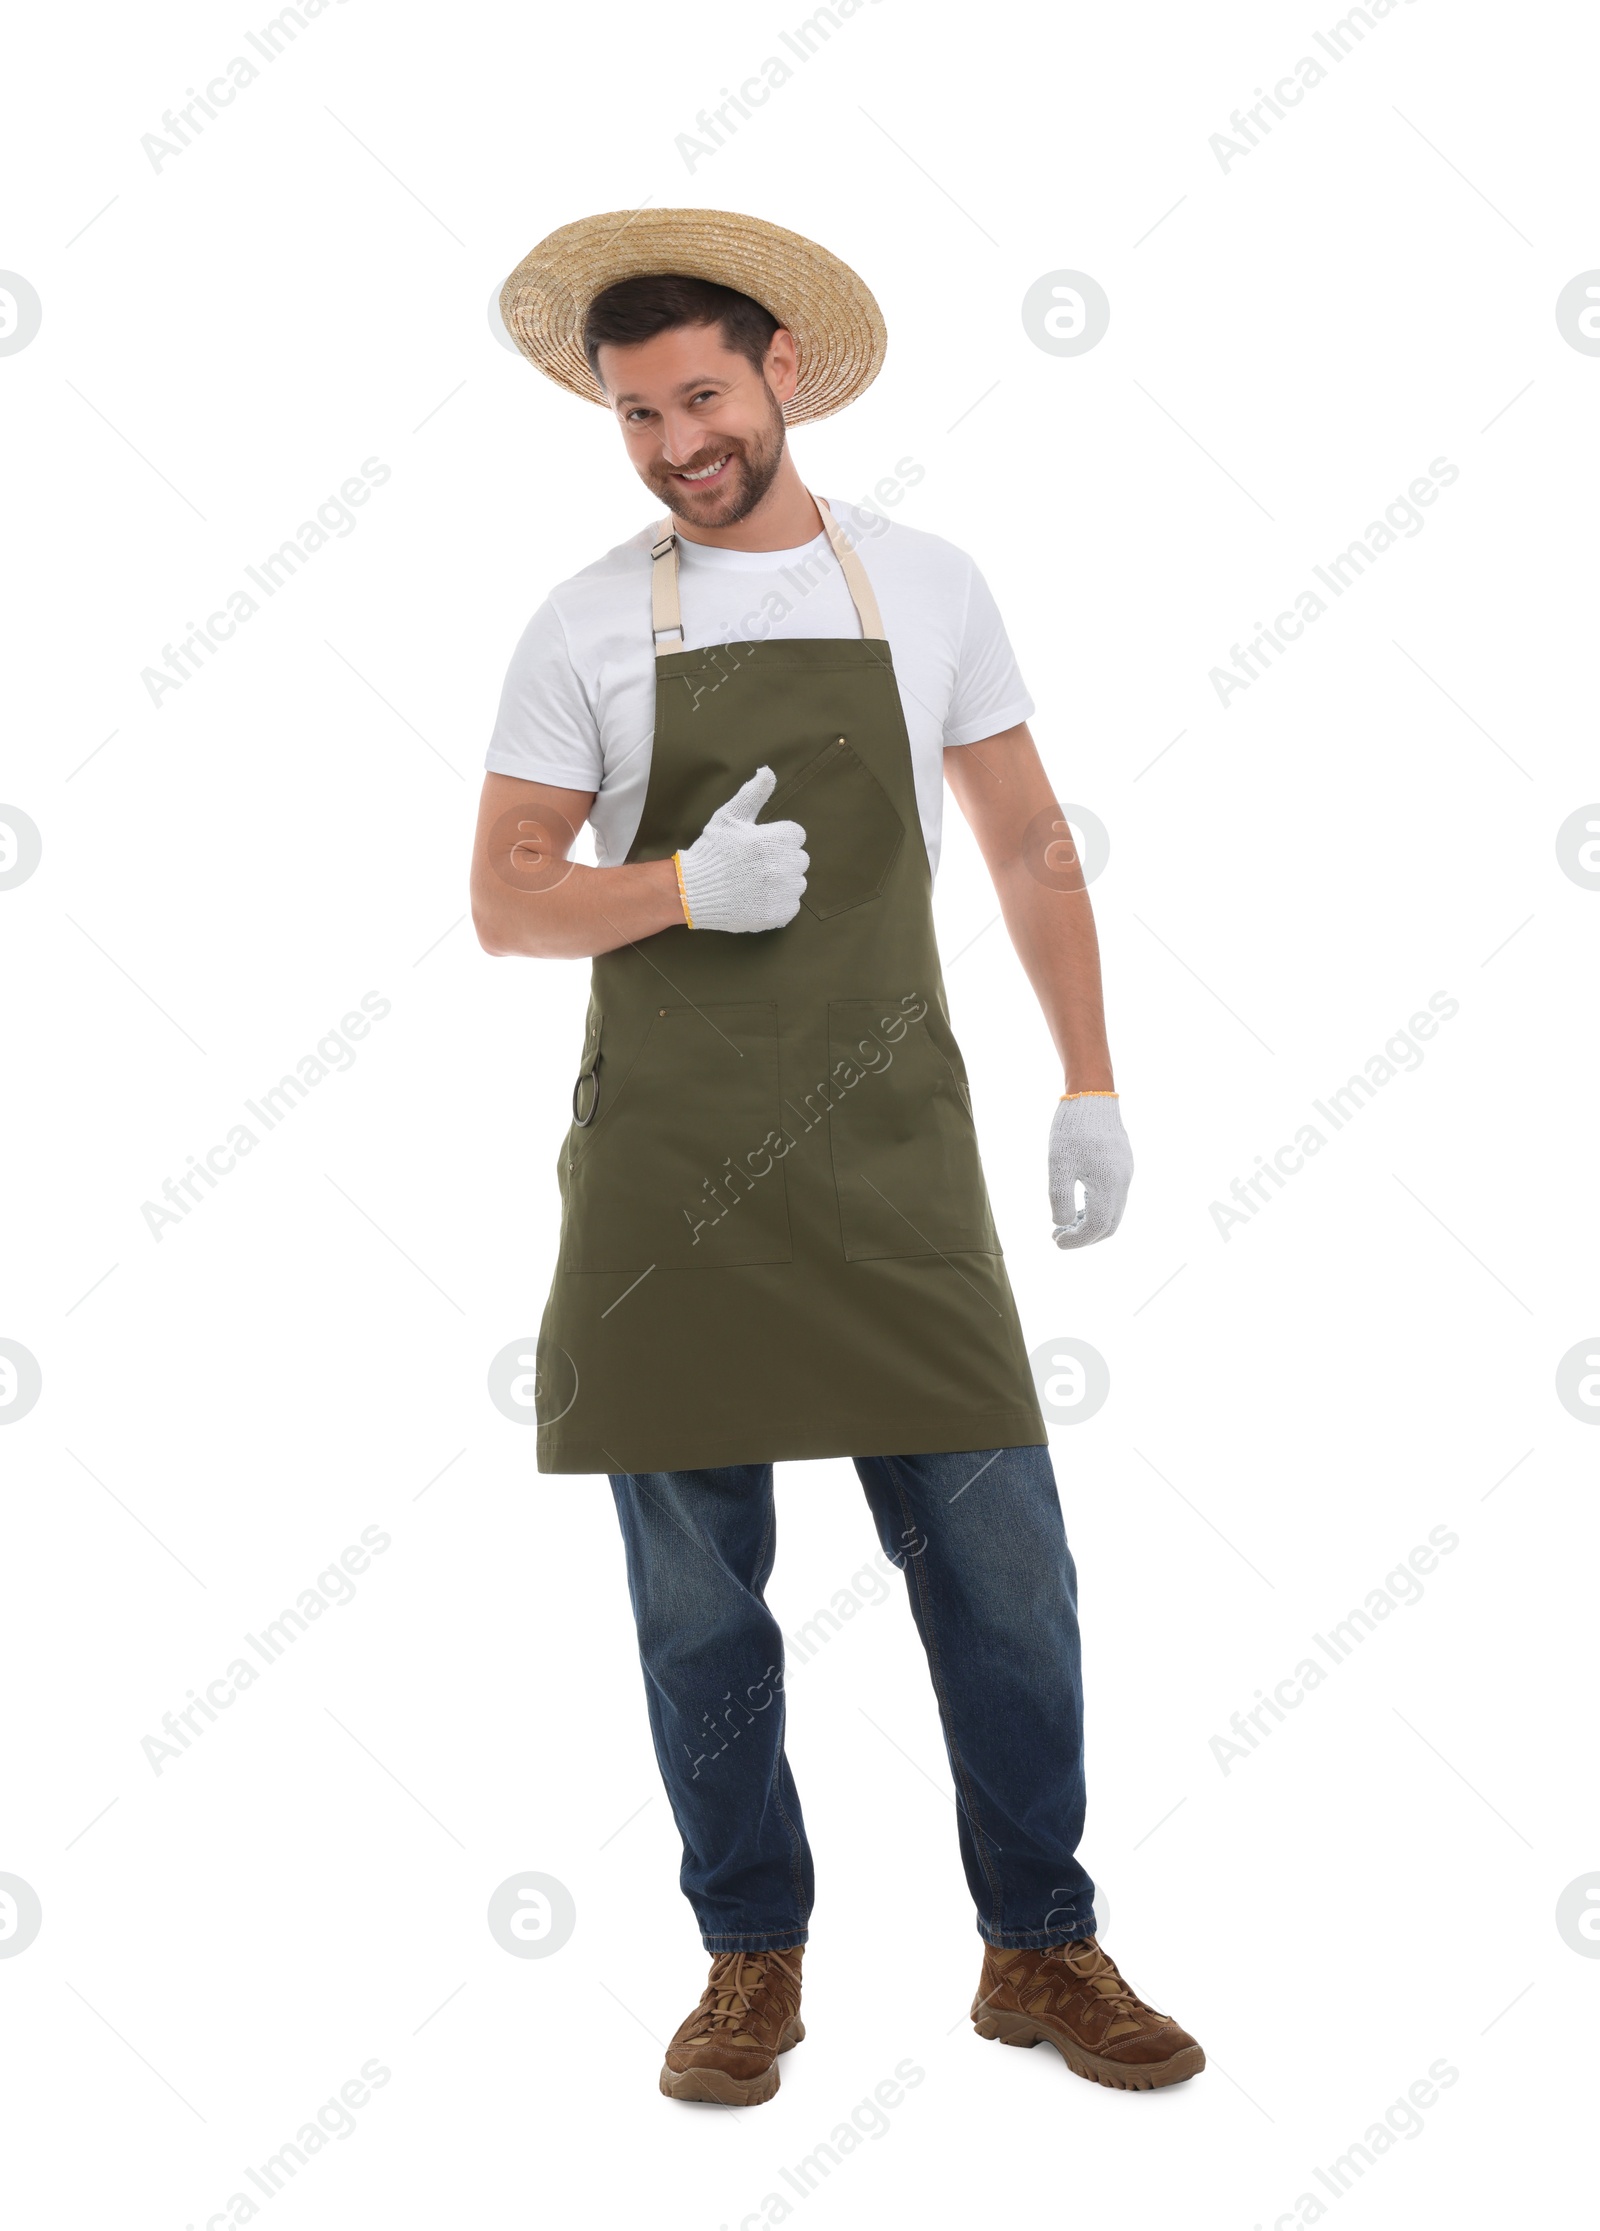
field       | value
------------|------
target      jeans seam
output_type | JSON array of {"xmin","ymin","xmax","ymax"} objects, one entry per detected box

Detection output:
[
  {"xmin": 891, "ymin": 1472, "xmax": 1008, "ymax": 1928},
  {"xmin": 768, "ymin": 1698, "xmax": 809, "ymax": 1933},
  {"xmin": 702, "ymin": 1929, "xmax": 810, "ymax": 1950},
  {"xmin": 979, "ymin": 1921, "xmax": 1096, "ymax": 1949},
  {"xmin": 755, "ymin": 1489, "xmax": 809, "ymax": 1937},
  {"xmin": 754, "ymin": 1492, "xmax": 777, "ymax": 1595}
]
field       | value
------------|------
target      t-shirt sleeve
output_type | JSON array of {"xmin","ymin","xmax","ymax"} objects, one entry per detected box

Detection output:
[
  {"xmin": 942, "ymin": 556, "xmax": 1035, "ymax": 747},
  {"xmin": 484, "ymin": 597, "xmax": 605, "ymax": 793}
]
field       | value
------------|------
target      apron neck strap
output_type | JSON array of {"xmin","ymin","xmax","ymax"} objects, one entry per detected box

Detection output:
[
  {"xmin": 811, "ymin": 494, "xmax": 886, "ymax": 642},
  {"xmin": 650, "ymin": 490, "xmax": 885, "ymax": 659}
]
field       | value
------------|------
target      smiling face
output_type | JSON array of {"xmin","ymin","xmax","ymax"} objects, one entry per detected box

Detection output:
[{"xmin": 597, "ymin": 320, "xmax": 798, "ymax": 528}]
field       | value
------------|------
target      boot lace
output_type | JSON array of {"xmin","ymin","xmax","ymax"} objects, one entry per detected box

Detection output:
[
  {"xmin": 1049, "ymin": 1937, "xmax": 1161, "ymax": 2023},
  {"xmin": 690, "ymin": 1949, "xmax": 799, "ymax": 2036}
]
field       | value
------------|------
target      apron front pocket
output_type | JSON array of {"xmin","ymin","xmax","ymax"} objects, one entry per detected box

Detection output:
[
  {"xmin": 825, "ymin": 996, "xmax": 1000, "ymax": 1261},
  {"xmin": 759, "ymin": 737, "xmax": 904, "ymax": 919},
  {"xmin": 560, "ymin": 1001, "xmax": 794, "ymax": 1274}
]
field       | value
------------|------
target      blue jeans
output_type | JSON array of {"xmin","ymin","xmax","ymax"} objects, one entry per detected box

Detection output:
[{"xmin": 608, "ymin": 1444, "xmax": 1094, "ymax": 1952}]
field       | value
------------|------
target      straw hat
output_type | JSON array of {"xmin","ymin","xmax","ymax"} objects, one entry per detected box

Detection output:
[{"xmin": 498, "ymin": 207, "xmax": 886, "ymax": 424}]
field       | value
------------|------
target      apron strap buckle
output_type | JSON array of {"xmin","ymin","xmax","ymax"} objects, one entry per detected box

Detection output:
[{"xmin": 650, "ymin": 520, "xmax": 684, "ymax": 658}]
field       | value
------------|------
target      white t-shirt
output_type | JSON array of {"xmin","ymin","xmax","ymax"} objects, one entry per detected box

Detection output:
[{"xmin": 484, "ymin": 497, "xmax": 1034, "ymax": 878}]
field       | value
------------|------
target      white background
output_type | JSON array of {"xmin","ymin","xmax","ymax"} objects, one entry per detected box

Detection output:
[{"xmin": 3, "ymin": 1, "xmax": 1596, "ymax": 2225}]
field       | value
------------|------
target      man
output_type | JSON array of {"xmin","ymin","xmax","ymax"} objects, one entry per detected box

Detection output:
[{"xmin": 474, "ymin": 208, "xmax": 1202, "ymax": 2105}]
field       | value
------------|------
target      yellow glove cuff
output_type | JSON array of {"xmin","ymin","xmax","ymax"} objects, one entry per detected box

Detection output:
[{"xmin": 671, "ymin": 851, "xmax": 695, "ymax": 929}]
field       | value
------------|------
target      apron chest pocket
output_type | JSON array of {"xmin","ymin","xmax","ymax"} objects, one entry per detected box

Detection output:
[
  {"xmin": 561, "ymin": 1002, "xmax": 794, "ymax": 1274},
  {"xmin": 758, "ymin": 737, "xmax": 904, "ymax": 919},
  {"xmin": 826, "ymin": 996, "xmax": 1000, "ymax": 1261}
]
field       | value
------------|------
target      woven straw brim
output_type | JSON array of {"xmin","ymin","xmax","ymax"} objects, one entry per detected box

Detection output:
[{"xmin": 499, "ymin": 207, "xmax": 886, "ymax": 425}]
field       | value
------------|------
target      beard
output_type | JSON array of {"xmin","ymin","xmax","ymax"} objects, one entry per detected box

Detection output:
[{"xmin": 649, "ymin": 382, "xmax": 787, "ymax": 528}]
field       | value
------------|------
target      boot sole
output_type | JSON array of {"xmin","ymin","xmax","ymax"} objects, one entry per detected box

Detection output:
[
  {"xmin": 973, "ymin": 2006, "xmax": 1204, "ymax": 2090},
  {"xmin": 659, "ymin": 2015, "xmax": 805, "ymax": 2106}
]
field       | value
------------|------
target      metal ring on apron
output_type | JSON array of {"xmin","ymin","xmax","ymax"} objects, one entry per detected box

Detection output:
[{"xmin": 572, "ymin": 1066, "xmax": 600, "ymax": 1127}]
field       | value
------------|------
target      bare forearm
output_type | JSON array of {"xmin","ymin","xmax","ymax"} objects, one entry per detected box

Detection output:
[
  {"xmin": 943, "ymin": 726, "xmax": 1115, "ymax": 1092},
  {"xmin": 991, "ymin": 862, "xmax": 1115, "ymax": 1092},
  {"xmin": 475, "ymin": 854, "xmax": 682, "ymax": 959}
]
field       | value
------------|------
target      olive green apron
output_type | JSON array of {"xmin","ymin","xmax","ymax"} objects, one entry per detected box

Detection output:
[{"xmin": 535, "ymin": 494, "xmax": 1046, "ymax": 1474}]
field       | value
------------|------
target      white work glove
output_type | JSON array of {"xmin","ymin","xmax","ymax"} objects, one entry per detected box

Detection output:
[
  {"xmin": 673, "ymin": 766, "xmax": 808, "ymax": 933},
  {"xmin": 1049, "ymin": 1093, "xmax": 1133, "ymax": 1248}
]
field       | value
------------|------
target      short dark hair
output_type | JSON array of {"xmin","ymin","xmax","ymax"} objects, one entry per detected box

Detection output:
[{"xmin": 582, "ymin": 273, "xmax": 781, "ymax": 392}]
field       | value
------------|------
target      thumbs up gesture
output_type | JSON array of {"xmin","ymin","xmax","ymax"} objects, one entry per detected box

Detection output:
[{"xmin": 674, "ymin": 766, "xmax": 810, "ymax": 933}]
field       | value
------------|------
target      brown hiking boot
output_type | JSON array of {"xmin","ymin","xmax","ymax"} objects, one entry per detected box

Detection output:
[
  {"xmin": 659, "ymin": 1946, "xmax": 805, "ymax": 2106},
  {"xmin": 972, "ymin": 1936, "xmax": 1204, "ymax": 2091}
]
